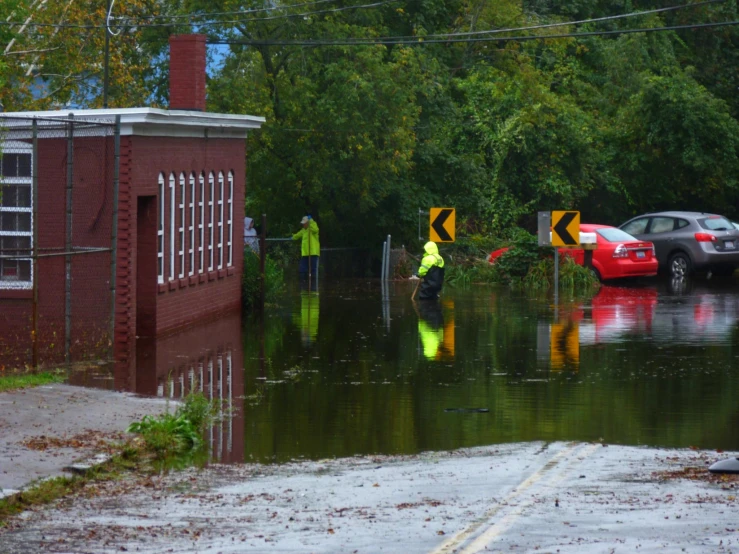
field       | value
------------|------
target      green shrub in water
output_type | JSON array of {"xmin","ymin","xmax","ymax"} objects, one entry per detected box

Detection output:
[
  {"xmin": 127, "ymin": 391, "xmax": 223, "ymax": 459},
  {"xmin": 518, "ymin": 255, "xmax": 599, "ymax": 295},
  {"xmin": 242, "ymin": 249, "xmax": 285, "ymax": 310}
]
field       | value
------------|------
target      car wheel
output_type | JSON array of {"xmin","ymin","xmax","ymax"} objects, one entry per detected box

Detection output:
[
  {"xmin": 668, "ymin": 252, "xmax": 692, "ymax": 277},
  {"xmin": 591, "ymin": 267, "xmax": 602, "ymax": 282}
]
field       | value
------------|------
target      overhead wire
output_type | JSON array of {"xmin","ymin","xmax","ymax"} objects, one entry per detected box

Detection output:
[
  {"xmin": 0, "ymin": 0, "xmax": 403, "ymax": 29},
  {"xmin": 212, "ymin": 20, "xmax": 739, "ymax": 46},
  {"xmin": 129, "ymin": 0, "xmax": 349, "ymax": 22},
  {"xmin": 0, "ymin": 0, "xmax": 727, "ymax": 33}
]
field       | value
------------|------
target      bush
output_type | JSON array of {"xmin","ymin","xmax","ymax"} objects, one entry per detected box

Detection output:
[
  {"xmin": 242, "ymin": 249, "xmax": 285, "ymax": 310},
  {"xmin": 127, "ymin": 391, "xmax": 224, "ymax": 459},
  {"xmin": 518, "ymin": 254, "xmax": 600, "ymax": 295}
]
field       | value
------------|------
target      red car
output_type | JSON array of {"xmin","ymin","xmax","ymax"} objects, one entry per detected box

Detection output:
[{"xmin": 489, "ymin": 224, "xmax": 658, "ymax": 281}]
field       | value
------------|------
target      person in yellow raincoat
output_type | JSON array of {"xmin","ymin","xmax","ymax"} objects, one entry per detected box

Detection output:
[
  {"xmin": 292, "ymin": 215, "xmax": 320, "ymax": 277},
  {"xmin": 416, "ymin": 241, "xmax": 445, "ymax": 300}
]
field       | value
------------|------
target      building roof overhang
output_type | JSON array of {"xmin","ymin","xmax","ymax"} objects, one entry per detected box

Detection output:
[{"xmin": 0, "ymin": 108, "xmax": 265, "ymax": 139}]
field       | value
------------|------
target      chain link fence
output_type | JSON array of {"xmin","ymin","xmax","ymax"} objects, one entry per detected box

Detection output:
[{"xmin": 0, "ymin": 115, "xmax": 120, "ymax": 371}]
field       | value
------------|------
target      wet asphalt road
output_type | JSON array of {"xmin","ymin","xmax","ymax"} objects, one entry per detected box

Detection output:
[{"xmin": 1, "ymin": 441, "xmax": 737, "ymax": 553}]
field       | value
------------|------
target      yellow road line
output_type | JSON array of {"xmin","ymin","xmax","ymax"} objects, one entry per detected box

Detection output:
[{"xmin": 428, "ymin": 442, "xmax": 598, "ymax": 554}]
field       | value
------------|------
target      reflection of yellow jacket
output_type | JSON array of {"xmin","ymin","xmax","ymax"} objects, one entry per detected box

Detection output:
[
  {"xmin": 293, "ymin": 292, "xmax": 319, "ymax": 346},
  {"xmin": 418, "ymin": 320, "xmax": 443, "ymax": 360}
]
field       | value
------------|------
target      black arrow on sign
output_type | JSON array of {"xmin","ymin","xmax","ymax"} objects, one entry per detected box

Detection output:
[
  {"xmin": 431, "ymin": 209, "xmax": 453, "ymax": 241},
  {"xmin": 554, "ymin": 212, "xmax": 577, "ymax": 245}
]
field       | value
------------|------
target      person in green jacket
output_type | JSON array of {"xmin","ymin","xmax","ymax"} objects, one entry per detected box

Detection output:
[
  {"xmin": 293, "ymin": 215, "xmax": 320, "ymax": 277},
  {"xmin": 416, "ymin": 241, "xmax": 445, "ymax": 300}
]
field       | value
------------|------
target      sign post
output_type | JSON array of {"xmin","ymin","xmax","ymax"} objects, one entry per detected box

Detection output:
[{"xmin": 550, "ymin": 211, "xmax": 580, "ymax": 307}]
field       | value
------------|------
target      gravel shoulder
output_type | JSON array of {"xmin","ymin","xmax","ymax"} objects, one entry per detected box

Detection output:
[{"xmin": 0, "ymin": 384, "xmax": 171, "ymax": 497}]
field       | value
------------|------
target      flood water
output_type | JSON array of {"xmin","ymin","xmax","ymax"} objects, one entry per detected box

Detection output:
[{"xmin": 240, "ymin": 276, "xmax": 739, "ymax": 462}]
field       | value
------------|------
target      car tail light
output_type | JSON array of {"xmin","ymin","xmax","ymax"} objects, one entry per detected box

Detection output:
[
  {"xmin": 651, "ymin": 244, "xmax": 656, "ymax": 257},
  {"xmin": 695, "ymin": 233, "xmax": 717, "ymax": 242},
  {"xmin": 613, "ymin": 244, "xmax": 628, "ymax": 258}
]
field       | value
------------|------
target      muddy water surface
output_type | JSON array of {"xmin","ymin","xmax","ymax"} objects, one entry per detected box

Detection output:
[{"xmin": 240, "ymin": 277, "xmax": 739, "ymax": 462}]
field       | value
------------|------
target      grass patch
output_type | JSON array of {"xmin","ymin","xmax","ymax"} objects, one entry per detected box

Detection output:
[
  {"xmin": 0, "ymin": 370, "xmax": 66, "ymax": 393},
  {"xmin": 127, "ymin": 391, "xmax": 225, "ymax": 461}
]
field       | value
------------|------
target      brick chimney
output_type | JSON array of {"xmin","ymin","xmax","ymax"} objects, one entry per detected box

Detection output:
[{"xmin": 169, "ymin": 34, "xmax": 207, "ymax": 111}]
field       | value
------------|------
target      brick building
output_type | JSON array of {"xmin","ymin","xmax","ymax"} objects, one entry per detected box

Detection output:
[{"xmin": 0, "ymin": 34, "xmax": 264, "ymax": 391}]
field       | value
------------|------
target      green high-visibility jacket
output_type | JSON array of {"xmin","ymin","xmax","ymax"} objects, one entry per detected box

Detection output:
[
  {"xmin": 292, "ymin": 220, "xmax": 320, "ymax": 257},
  {"xmin": 418, "ymin": 241, "xmax": 444, "ymax": 276}
]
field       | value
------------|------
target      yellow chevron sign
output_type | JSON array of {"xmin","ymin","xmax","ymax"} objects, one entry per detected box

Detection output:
[
  {"xmin": 429, "ymin": 208, "xmax": 455, "ymax": 242},
  {"xmin": 551, "ymin": 211, "xmax": 580, "ymax": 247}
]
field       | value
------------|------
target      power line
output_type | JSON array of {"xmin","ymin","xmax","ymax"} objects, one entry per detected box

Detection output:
[
  {"xmin": 114, "ymin": 0, "xmax": 724, "ymax": 30},
  {"xmin": 0, "ymin": 0, "xmax": 724, "ymax": 33},
  {"xmin": 408, "ymin": 0, "xmax": 726, "ymax": 41},
  {"xmin": 211, "ymin": 20, "xmax": 739, "ymax": 47},
  {"xmin": 0, "ymin": 0, "xmax": 402, "ymax": 30},
  {"xmin": 130, "ymin": 0, "xmax": 347, "ymax": 22}
]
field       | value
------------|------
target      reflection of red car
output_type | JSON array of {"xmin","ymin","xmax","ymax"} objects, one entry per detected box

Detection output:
[{"xmin": 488, "ymin": 224, "xmax": 659, "ymax": 281}]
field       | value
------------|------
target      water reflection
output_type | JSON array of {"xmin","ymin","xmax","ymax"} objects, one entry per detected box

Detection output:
[
  {"xmin": 131, "ymin": 311, "xmax": 244, "ymax": 463},
  {"xmin": 242, "ymin": 277, "xmax": 739, "ymax": 462},
  {"xmin": 414, "ymin": 299, "xmax": 455, "ymax": 361},
  {"xmin": 293, "ymin": 291, "xmax": 319, "ymax": 347}
]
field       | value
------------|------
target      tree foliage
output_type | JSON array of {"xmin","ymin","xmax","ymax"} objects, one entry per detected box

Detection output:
[{"xmin": 2, "ymin": 0, "xmax": 738, "ymax": 248}]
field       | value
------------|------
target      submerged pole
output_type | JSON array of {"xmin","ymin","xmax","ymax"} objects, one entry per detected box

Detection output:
[
  {"xmin": 260, "ymin": 213, "xmax": 266, "ymax": 309},
  {"xmin": 381, "ymin": 241, "xmax": 387, "ymax": 281}
]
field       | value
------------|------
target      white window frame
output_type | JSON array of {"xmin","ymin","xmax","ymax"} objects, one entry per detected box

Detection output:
[
  {"xmin": 217, "ymin": 171, "xmax": 224, "ymax": 270},
  {"xmin": 0, "ymin": 141, "xmax": 34, "ymax": 290},
  {"xmin": 208, "ymin": 171, "xmax": 215, "ymax": 271},
  {"xmin": 188, "ymin": 173, "xmax": 195, "ymax": 277},
  {"xmin": 198, "ymin": 173, "xmax": 205, "ymax": 274},
  {"xmin": 157, "ymin": 173, "xmax": 164, "ymax": 284},
  {"xmin": 169, "ymin": 173, "xmax": 175, "ymax": 281},
  {"xmin": 178, "ymin": 172, "xmax": 185, "ymax": 279},
  {"xmin": 227, "ymin": 171, "xmax": 234, "ymax": 267}
]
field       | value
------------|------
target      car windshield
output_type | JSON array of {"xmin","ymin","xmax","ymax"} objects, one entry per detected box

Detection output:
[
  {"xmin": 597, "ymin": 228, "xmax": 639, "ymax": 243},
  {"xmin": 701, "ymin": 216, "xmax": 734, "ymax": 231}
]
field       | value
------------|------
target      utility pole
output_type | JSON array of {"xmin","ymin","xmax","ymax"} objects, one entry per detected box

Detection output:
[{"xmin": 103, "ymin": 0, "xmax": 111, "ymax": 108}]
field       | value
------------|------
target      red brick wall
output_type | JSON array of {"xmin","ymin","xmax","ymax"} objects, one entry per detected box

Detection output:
[
  {"xmin": 114, "ymin": 136, "xmax": 135, "ymax": 389},
  {"xmin": 0, "ymin": 131, "xmax": 247, "ymax": 383},
  {"xmin": 0, "ymin": 135, "xmax": 115, "ymax": 368},
  {"xmin": 128, "ymin": 135, "xmax": 245, "ymax": 337}
]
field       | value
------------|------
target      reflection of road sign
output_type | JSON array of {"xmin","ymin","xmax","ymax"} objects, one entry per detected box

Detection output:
[
  {"xmin": 552, "ymin": 211, "xmax": 580, "ymax": 246},
  {"xmin": 430, "ymin": 208, "xmax": 455, "ymax": 242},
  {"xmin": 550, "ymin": 321, "xmax": 579, "ymax": 370}
]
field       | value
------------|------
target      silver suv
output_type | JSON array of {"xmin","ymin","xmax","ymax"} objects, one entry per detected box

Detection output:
[{"xmin": 619, "ymin": 211, "xmax": 739, "ymax": 277}]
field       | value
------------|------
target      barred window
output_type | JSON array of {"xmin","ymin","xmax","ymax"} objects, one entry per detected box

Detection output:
[
  {"xmin": 208, "ymin": 172, "xmax": 215, "ymax": 271},
  {"xmin": 157, "ymin": 173, "xmax": 164, "ymax": 284},
  {"xmin": 188, "ymin": 173, "xmax": 195, "ymax": 277},
  {"xmin": 178, "ymin": 173, "xmax": 185, "ymax": 279},
  {"xmin": 0, "ymin": 142, "xmax": 34, "ymax": 289},
  {"xmin": 198, "ymin": 173, "xmax": 205, "ymax": 274},
  {"xmin": 217, "ymin": 171, "xmax": 224, "ymax": 270},
  {"xmin": 169, "ymin": 173, "xmax": 175, "ymax": 281},
  {"xmin": 227, "ymin": 171, "xmax": 234, "ymax": 267}
]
